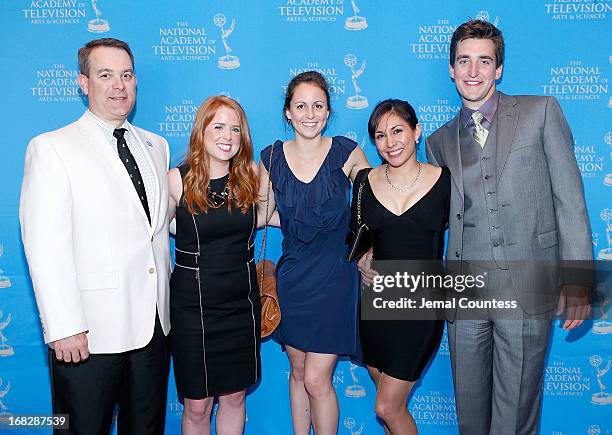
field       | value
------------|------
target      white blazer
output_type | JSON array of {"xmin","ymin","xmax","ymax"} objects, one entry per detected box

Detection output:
[{"xmin": 20, "ymin": 111, "xmax": 171, "ymax": 354}]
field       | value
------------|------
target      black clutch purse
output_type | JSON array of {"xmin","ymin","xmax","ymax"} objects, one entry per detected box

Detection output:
[{"xmin": 346, "ymin": 177, "xmax": 372, "ymax": 262}]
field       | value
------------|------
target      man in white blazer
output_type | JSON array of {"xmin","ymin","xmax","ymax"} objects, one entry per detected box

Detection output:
[{"xmin": 20, "ymin": 38, "xmax": 171, "ymax": 434}]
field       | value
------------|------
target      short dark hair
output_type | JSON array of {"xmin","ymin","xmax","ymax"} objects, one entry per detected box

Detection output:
[
  {"xmin": 283, "ymin": 70, "xmax": 331, "ymax": 123},
  {"xmin": 368, "ymin": 99, "xmax": 418, "ymax": 140},
  {"xmin": 449, "ymin": 20, "xmax": 504, "ymax": 67},
  {"xmin": 78, "ymin": 38, "xmax": 134, "ymax": 76}
]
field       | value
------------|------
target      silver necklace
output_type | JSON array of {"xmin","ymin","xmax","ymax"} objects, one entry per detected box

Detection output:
[{"xmin": 384, "ymin": 162, "xmax": 422, "ymax": 192}]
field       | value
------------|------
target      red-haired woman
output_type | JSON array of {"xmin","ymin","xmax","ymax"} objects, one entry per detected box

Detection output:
[{"xmin": 168, "ymin": 96, "xmax": 271, "ymax": 435}]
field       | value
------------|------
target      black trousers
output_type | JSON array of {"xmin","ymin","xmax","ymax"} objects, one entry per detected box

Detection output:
[{"xmin": 49, "ymin": 315, "xmax": 169, "ymax": 435}]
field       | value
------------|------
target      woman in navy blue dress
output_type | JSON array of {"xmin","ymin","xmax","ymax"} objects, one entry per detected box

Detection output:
[{"xmin": 259, "ymin": 71, "xmax": 369, "ymax": 434}]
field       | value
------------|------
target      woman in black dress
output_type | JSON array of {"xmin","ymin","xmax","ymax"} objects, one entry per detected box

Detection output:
[
  {"xmin": 352, "ymin": 99, "xmax": 449, "ymax": 434},
  {"xmin": 168, "ymin": 96, "xmax": 272, "ymax": 435}
]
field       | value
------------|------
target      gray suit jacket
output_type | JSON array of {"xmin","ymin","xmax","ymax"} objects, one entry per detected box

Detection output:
[{"xmin": 426, "ymin": 93, "xmax": 592, "ymax": 313}]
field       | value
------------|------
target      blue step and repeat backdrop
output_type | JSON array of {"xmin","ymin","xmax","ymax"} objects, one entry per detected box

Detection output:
[{"xmin": 1, "ymin": 1, "xmax": 611, "ymax": 434}]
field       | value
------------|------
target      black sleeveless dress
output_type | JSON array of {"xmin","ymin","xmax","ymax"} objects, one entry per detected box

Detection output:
[
  {"xmin": 169, "ymin": 165, "xmax": 261, "ymax": 399},
  {"xmin": 354, "ymin": 166, "xmax": 450, "ymax": 382}
]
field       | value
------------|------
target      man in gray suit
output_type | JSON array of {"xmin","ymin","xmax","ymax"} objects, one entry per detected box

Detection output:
[{"xmin": 425, "ymin": 20, "xmax": 592, "ymax": 434}]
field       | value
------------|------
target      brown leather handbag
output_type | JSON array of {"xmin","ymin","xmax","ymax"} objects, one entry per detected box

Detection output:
[
  {"xmin": 257, "ymin": 142, "xmax": 281, "ymax": 338},
  {"xmin": 257, "ymin": 259, "xmax": 280, "ymax": 337}
]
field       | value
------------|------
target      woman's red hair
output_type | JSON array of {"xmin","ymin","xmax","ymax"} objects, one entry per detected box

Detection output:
[{"xmin": 183, "ymin": 96, "xmax": 258, "ymax": 214}]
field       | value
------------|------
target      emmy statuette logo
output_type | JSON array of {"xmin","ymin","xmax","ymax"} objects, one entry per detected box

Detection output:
[
  {"xmin": 345, "ymin": 363, "xmax": 366, "ymax": 397},
  {"xmin": 88, "ymin": 0, "xmax": 110, "ymax": 33},
  {"xmin": 0, "ymin": 311, "xmax": 12, "ymax": 358},
  {"xmin": 344, "ymin": 0, "xmax": 367, "ymax": 31},
  {"xmin": 219, "ymin": 91, "xmax": 236, "ymax": 100},
  {"xmin": 593, "ymin": 292, "xmax": 611, "ymax": 335},
  {"xmin": 475, "ymin": 10, "xmax": 499, "ymax": 26},
  {"xmin": 0, "ymin": 245, "xmax": 10, "ymax": 289},
  {"xmin": 344, "ymin": 54, "xmax": 368, "ymax": 109},
  {"xmin": 587, "ymin": 424, "xmax": 603, "ymax": 434},
  {"xmin": 590, "ymin": 355, "xmax": 612, "ymax": 405},
  {"xmin": 345, "ymin": 131, "xmax": 366, "ymax": 148},
  {"xmin": 343, "ymin": 417, "xmax": 364, "ymax": 434},
  {"xmin": 214, "ymin": 14, "xmax": 240, "ymax": 70},
  {"xmin": 598, "ymin": 209, "xmax": 612, "ymax": 260},
  {"xmin": 0, "ymin": 378, "xmax": 11, "ymax": 423}
]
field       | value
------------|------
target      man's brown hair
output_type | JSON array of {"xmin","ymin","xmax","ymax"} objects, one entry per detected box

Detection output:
[
  {"xmin": 78, "ymin": 38, "xmax": 134, "ymax": 76},
  {"xmin": 449, "ymin": 20, "xmax": 504, "ymax": 67}
]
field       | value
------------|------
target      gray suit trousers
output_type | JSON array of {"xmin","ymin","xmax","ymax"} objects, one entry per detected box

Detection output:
[{"xmin": 448, "ymin": 269, "xmax": 552, "ymax": 435}]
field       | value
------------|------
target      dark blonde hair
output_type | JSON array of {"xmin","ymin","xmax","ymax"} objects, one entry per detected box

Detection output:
[{"xmin": 183, "ymin": 96, "xmax": 258, "ymax": 214}]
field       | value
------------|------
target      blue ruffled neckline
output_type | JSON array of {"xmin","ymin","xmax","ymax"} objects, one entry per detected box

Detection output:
[{"xmin": 264, "ymin": 136, "xmax": 357, "ymax": 243}]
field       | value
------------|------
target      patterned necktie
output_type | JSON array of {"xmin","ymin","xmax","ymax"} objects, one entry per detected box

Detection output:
[
  {"xmin": 471, "ymin": 110, "xmax": 489, "ymax": 148},
  {"xmin": 113, "ymin": 128, "xmax": 151, "ymax": 224}
]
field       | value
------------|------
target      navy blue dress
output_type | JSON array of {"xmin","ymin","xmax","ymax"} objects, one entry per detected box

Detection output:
[{"xmin": 261, "ymin": 136, "xmax": 359, "ymax": 355}]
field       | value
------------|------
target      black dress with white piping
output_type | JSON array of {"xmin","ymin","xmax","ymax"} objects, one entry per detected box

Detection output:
[{"xmin": 170, "ymin": 164, "xmax": 261, "ymax": 399}]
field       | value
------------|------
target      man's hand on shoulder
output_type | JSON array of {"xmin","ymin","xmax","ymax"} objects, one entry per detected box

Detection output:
[{"xmin": 53, "ymin": 332, "xmax": 89, "ymax": 363}]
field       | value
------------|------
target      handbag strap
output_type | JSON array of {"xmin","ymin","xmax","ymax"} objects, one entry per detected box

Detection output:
[
  {"xmin": 257, "ymin": 142, "xmax": 275, "ymax": 282},
  {"xmin": 355, "ymin": 168, "xmax": 371, "ymax": 226},
  {"xmin": 356, "ymin": 180, "xmax": 366, "ymax": 226}
]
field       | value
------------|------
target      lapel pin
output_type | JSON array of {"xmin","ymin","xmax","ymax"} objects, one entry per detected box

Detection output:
[{"xmin": 146, "ymin": 140, "xmax": 153, "ymax": 147}]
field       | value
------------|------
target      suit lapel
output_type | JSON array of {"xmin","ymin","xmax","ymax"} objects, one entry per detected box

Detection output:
[
  {"xmin": 77, "ymin": 112, "xmax": 151, "ymax": 226},
  {"xmin": 444, "ymin": 116, "xmax": 464, "ymax": 199},
  {"xmin": 495, "ymin": 93, "xmax": 519, "ymax": 182}
]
